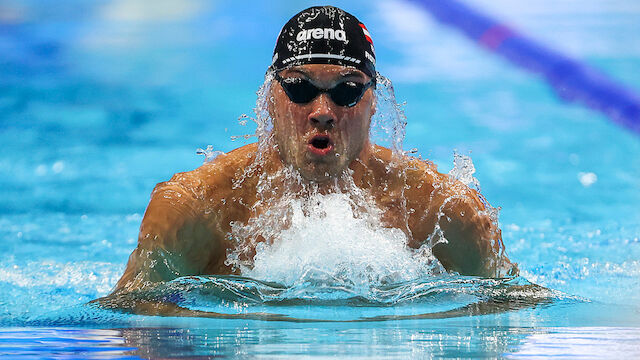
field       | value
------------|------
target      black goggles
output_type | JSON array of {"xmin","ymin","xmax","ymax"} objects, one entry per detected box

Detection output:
[{"xmin": 274, "ymin": 73, "xmax": 375, "ymax": 108}]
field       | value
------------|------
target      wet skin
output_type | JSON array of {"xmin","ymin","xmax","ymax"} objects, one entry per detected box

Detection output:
[
  {"xmin": 270, "ymin": 65, "xmax": 375, "ymax": 182},
  {"xmin": 113, "ymin": 64, "xmax": 518, "ymax": 293}
]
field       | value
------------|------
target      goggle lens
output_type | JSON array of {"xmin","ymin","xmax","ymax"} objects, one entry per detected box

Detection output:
[{"xmin": 275, "ymin": 74, "xmax": 374, "ymax": 107}]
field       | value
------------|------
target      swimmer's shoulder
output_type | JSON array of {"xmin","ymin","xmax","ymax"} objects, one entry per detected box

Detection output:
[
  {"xmin": 369, "ymin": 144, "xmax": 478, "ymax": 206},
  {"xmin": 397, "ymin": 147, "xmax": 487, "ymax": 211},
  {"xmin": 195, "ymin": 142, "xmax": 259, "ymax": 178},
  {"xmin": 153, "ymin": 143, "xmax": 260, "ymax": 200},
  {"xmin": 369, "ymin": 144, "xmax": 442, "ymax": 185},
  {"xmin": 402, "ymin": 150, "xmax": 479, "ymax": 201}
]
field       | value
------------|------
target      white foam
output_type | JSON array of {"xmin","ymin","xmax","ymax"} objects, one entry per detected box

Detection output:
[
  {"xmin": 237, "ymin": 191, "xmax": 444, "ymax": 291},
  {"xmin": 0, "ymin": 260, "xmax": 121, "ymax": 295}
]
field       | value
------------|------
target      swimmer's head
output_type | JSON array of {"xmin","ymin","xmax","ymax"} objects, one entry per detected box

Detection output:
[{"xmin": 268, "ymin": 6, "xmax": 377, "ymax": 182}]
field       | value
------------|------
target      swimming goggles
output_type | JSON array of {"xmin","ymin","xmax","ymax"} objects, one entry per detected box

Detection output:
[{"xmin": 274, "ymin": 73, "xmax": 375, "ymax": 108}]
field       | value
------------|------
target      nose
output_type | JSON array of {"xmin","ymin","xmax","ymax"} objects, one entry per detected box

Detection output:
[{"xmin": 308, "ymin": 93, "xmax": 336, "ymax": 130}]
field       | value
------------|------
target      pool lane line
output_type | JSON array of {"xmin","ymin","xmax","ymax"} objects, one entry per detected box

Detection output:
[{"xmin": 406, "ymin": 0, "xmax": 640, "ymax": 135}]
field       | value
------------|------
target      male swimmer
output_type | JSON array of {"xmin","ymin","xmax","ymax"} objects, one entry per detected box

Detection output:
[{"xmin": 113, "ymin": 6, "xmax": 517, "ymax": 294}]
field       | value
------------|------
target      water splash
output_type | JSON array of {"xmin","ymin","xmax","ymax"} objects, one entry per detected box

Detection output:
[
  {"xmin": 449, "ymin": 151, "xmax": 481, "ymax": 191},
  {"xmin": 229, "ymin": 163, "xmax": 415, "ymax": 266},
  {"xmin": 195, "ymin": 145, "xmax": 224, "ymax": 163},
  {"xmin": 228, "ymin": 185, "xmax": 445, "ymax": 294},
  {"xmin": 86, "ymin": 274, "xmax": 576, "ymax": 323},
  {"xmin": 371, "ymin": 73, "xmax": 408, "ymax": 156},
  {"xmin": 448, "ymin": 151, "xmax": 501, "ymax": 237}
]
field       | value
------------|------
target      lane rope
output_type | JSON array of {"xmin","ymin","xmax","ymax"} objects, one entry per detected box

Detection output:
[{"xmin": 407, "ymin": 0, "xmax": 640, "ymax": 134}]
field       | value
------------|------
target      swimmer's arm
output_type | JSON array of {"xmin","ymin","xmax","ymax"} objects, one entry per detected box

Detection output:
[
  {"xmin": 113, "ymin": 181, "xmax": 218, "ymax": 293},
  {"xmin": 431, "ymin": 192, "xmax": 518, "ymax": 277},
  {"xmin": 406, "ymin": 159, "xmax": 517, "ymax": 277}
]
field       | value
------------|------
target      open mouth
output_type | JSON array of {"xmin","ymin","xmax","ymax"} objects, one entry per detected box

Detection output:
[{"xmin": 308, "ymin": 135, "xmax": 333, "ymax": 156}]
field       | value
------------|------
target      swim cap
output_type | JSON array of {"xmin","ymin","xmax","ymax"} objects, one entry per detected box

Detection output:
[{"xmin": 270, "ymin": 6, "xmax": 376, "ymax": 79}]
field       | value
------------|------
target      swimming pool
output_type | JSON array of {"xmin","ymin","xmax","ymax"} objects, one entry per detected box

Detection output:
[{"xmin": 1, "ymin": 0, "xmax": 639, "ymax": 358}]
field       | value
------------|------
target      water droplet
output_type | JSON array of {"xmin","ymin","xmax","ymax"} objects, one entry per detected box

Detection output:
[
  {"xmin": 578, "ymin": 172, "xmax": 597, "ymax": 187},
  {"xmin": 35, "ymin": 164, "xmax": 47, "ymax": 176},
  {"xmin": 52, "ymin": 161, "xmax": 64, "ymax": 173},
  {"xmin": 196, "ymin": 145, "xmax": 225, "ymax": 163}
]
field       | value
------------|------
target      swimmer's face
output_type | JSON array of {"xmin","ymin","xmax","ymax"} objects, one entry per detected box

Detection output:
[{"xmin": 269, "ymin": 64, "xmax": 375, "ymax": 182}]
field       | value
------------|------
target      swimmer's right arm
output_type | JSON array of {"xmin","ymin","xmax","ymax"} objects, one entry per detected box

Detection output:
[{"xmin": 113, "ymin": 179, "xmax": 218, "ymax": 293}]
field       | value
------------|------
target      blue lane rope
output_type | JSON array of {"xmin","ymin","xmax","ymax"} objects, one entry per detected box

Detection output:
[{"xmin": 407, "ymin": 0, "xmax": 640, "ymax": 134}]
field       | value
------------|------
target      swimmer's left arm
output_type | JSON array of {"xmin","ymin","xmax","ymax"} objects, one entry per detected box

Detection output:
[
  {"xmin": 431, "ymin": 192, "xmax": 517, "ymax": 277},
  {"xmin": 406, "ymin": 160, "xmax": 518, "ymax": 277}
]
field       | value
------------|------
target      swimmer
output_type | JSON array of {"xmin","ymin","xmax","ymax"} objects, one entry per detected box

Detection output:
[{"xmin": 112, "ymin": 6, "xmax": 518, "ymax": 294}]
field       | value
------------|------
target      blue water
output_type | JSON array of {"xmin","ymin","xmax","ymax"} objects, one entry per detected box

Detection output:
[{"xmin": 1, "ymin": 0, "xmax": 640, "ymax": 358}]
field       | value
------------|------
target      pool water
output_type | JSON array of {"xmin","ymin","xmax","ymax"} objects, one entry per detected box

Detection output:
[{"xmin": 1, "ymin": 0, "xmax": 640, "ymax": 358}]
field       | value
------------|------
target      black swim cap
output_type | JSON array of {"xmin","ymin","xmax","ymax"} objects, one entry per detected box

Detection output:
[{"xmin": 270, "ymin": 6, "xmax": 376, "ymax": 79}]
